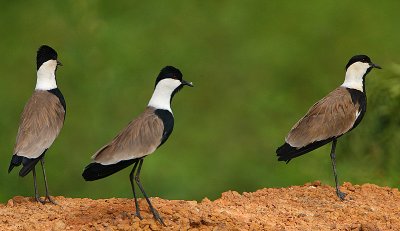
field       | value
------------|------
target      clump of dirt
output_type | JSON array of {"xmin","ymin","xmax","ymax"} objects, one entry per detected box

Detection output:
[{"xmin": 0, "ymin": 182, "xmax": 399, "ymax": 230}]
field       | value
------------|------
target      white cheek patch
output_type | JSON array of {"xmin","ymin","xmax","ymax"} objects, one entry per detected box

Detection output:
[
  {"xmin": 148, "ymin": 78, "xmax": 182, "ymax": 112},
  {"xmin": 341, "ymin": 62, "xmax": 370, "ymax": 92},
  {"xmin": 158, "ymin": 78, "xmax": 182, "ymax": 90},
  {"xmin": 35, "ymin": 60, "xmax": 58, "ymax": 90}
]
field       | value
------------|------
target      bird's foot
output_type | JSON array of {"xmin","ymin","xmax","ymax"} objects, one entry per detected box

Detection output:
[
  {"xmin": 35, "ymin": 196, "xmax": 45, "ymax": 204},
  {"xmin": 336, "ymin": 190, "xmax": 347, "ymax": 201},
  {"xmin": 151, "ymin": 209, "xmax": 165, "ymax": 226},
  {"xmin": 44, "ymin": 195, "xmax": 58, "ymax": 205},
  {"xmin": 135, "ymin": 211, "xmax": 143, "ymax": 220}
]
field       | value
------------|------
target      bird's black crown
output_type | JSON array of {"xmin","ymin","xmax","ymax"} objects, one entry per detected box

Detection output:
[
  {"xmin": 155, "ymin": 66, "xmax": 183, "ymax": 87},
  {"xmin": 37, "ymin": 45, "xmax": 58, "ymax": 70},
  {"xmin": 345, "ymin": 55, "xmax": 371, "ymax": 70}
]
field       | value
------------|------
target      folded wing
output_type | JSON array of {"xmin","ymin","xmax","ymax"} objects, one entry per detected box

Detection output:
[
  {"xmin": 13, "ymin": 91, "xmax": 65, "ymax": 158},
  {"xmin": 92, "ymin": 107, "xmax": 164, "ymax": 165},
  {"xmin": 277, "ymin": 87, "xmax": 361, "ymax": 162},
  {"xmin": 286, "ymin": 87, "xmax": 359, "ymax": 148}
]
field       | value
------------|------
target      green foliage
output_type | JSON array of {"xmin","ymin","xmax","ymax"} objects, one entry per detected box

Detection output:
[{"xmin": 0, "ymin": 1, "xmax": 399, "ymax": 202}]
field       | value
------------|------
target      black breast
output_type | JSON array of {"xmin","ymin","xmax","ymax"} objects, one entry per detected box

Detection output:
[
  {"xmin": 346, "ymin": 88, "xmax": 367, "ymax": 130},
  {"xmin": 154, "ymin": 109, "xmax": 174, "ymax": 147}
]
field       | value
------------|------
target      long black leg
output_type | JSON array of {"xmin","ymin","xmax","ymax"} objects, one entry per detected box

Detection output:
[
  {"xmin": 32, "ymin": 167, "xmax": 44, "ymax": 204},
  {"xmin": 330, "ymin": 139, "xmax": 346, "ymax": 200},
  {"xmin": 129, "ymin": 160, "xmax": 142, "ymax": 219},
  {"xmin": 135, "ymin": 159, "xmax": 165, "ymax": 226},
  {"xmin": 40, "ymin": 158, "xmax": 57, "ymax": 204}
]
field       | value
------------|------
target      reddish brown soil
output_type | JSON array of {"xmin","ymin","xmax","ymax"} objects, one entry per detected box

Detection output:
[{"xmin": 0, "ymin": 182, "xmax": 399, "ymax": 230}]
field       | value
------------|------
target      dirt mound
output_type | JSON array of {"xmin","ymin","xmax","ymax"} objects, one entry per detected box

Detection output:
[{"xmin": 0, "ymin": 182, "xmax": 399, "ymax": 230}]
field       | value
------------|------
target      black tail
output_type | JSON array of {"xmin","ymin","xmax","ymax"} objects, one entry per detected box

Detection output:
[
  {"xmin": 9, "ymin": 154, "xmax": 44, "ymax": 177},
  {"xmin": 8, "ymin": 155, "xmax": 23, "ymax": 173},
  {"xmin": 276, "ymin": 139, "xmax": 334, "ymax": 163},
  {"xmin": 82, "ymin": 159, "xmax": 137, "ymax": 181},
  {"xmin": 19, "ymin": 156, "xmax": 43, "ymax": 177}
]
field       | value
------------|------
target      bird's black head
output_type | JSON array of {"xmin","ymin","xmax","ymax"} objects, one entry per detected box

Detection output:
[
  {"xmin": 345, "ymin": 55, "xmax": 381, "ymax": 70},
  {"xmin": 155, "ymin": 66, "xmax": 183, "ymax": 86},
  {"xmin": 36, "ymin": 45, "xmax": 59, "ymax": 70},
  {"xmin": 154, "ymin": 66, "xmax": 193, "ymax": 88}
]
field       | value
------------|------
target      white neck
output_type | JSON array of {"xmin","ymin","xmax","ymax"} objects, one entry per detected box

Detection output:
[
  {"xmin": 35, "ymin": 60, "xmax": 58, "ymax": 90},
  {"xmin": 147, "ymin": 78, "xmax": 181, "ymax": 113},
  {"xmin": 341, "ymin": 61, "xmax": 369, "ymax": 92}
]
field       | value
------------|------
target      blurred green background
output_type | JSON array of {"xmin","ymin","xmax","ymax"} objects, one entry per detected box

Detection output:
[{"xmin": 0, "ymin": 1, "xmax": 399, "ymax": 203}]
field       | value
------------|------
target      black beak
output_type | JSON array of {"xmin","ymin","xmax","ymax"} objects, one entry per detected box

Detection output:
[
  {"xmin": 57, "ymin": 60, "xmax": 63, "ymax": 66},
  {"xmin": 181, "ymin": 79, "xmax": 194, "ymax": 87},
  {"xmin": 371, "ymin": 62, "xmax": 382, "ymax": 69}
]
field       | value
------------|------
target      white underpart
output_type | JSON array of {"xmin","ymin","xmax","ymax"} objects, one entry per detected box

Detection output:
[
  {"xmin": 148, "ymin": 78, "xmax": 181, "ymax": 113},
  {"xmin": 35, "ymin": 60, "xmax": 58, "ymax": 90},
  {"xmin": 341, "ymin": 61, "xmax": 370, "ymax": 92}
]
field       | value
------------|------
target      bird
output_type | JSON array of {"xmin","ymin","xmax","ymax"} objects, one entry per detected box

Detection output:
[
  {"xmin": 8, "ymin": 45, "xmax": 66, "ymax": 204},
  {"xmin": 276, "ymin": 55, "xmax": 381, "ymax": 200},
  {"xmin": 82, "ymin": 66, "xmax": 193, "ymax": 225}
]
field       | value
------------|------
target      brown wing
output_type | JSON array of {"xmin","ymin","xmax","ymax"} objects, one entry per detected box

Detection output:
[
  {"xmin": 13, "ymin": 91, "xmax": 65, "ymax": 158},
  {"xmin": 285, "ymin": 87, "xmax": 360, "ymax": 148},
  {"xmin": 93, "ymin": 107, "xmax": 164, "ymax": 165}
]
